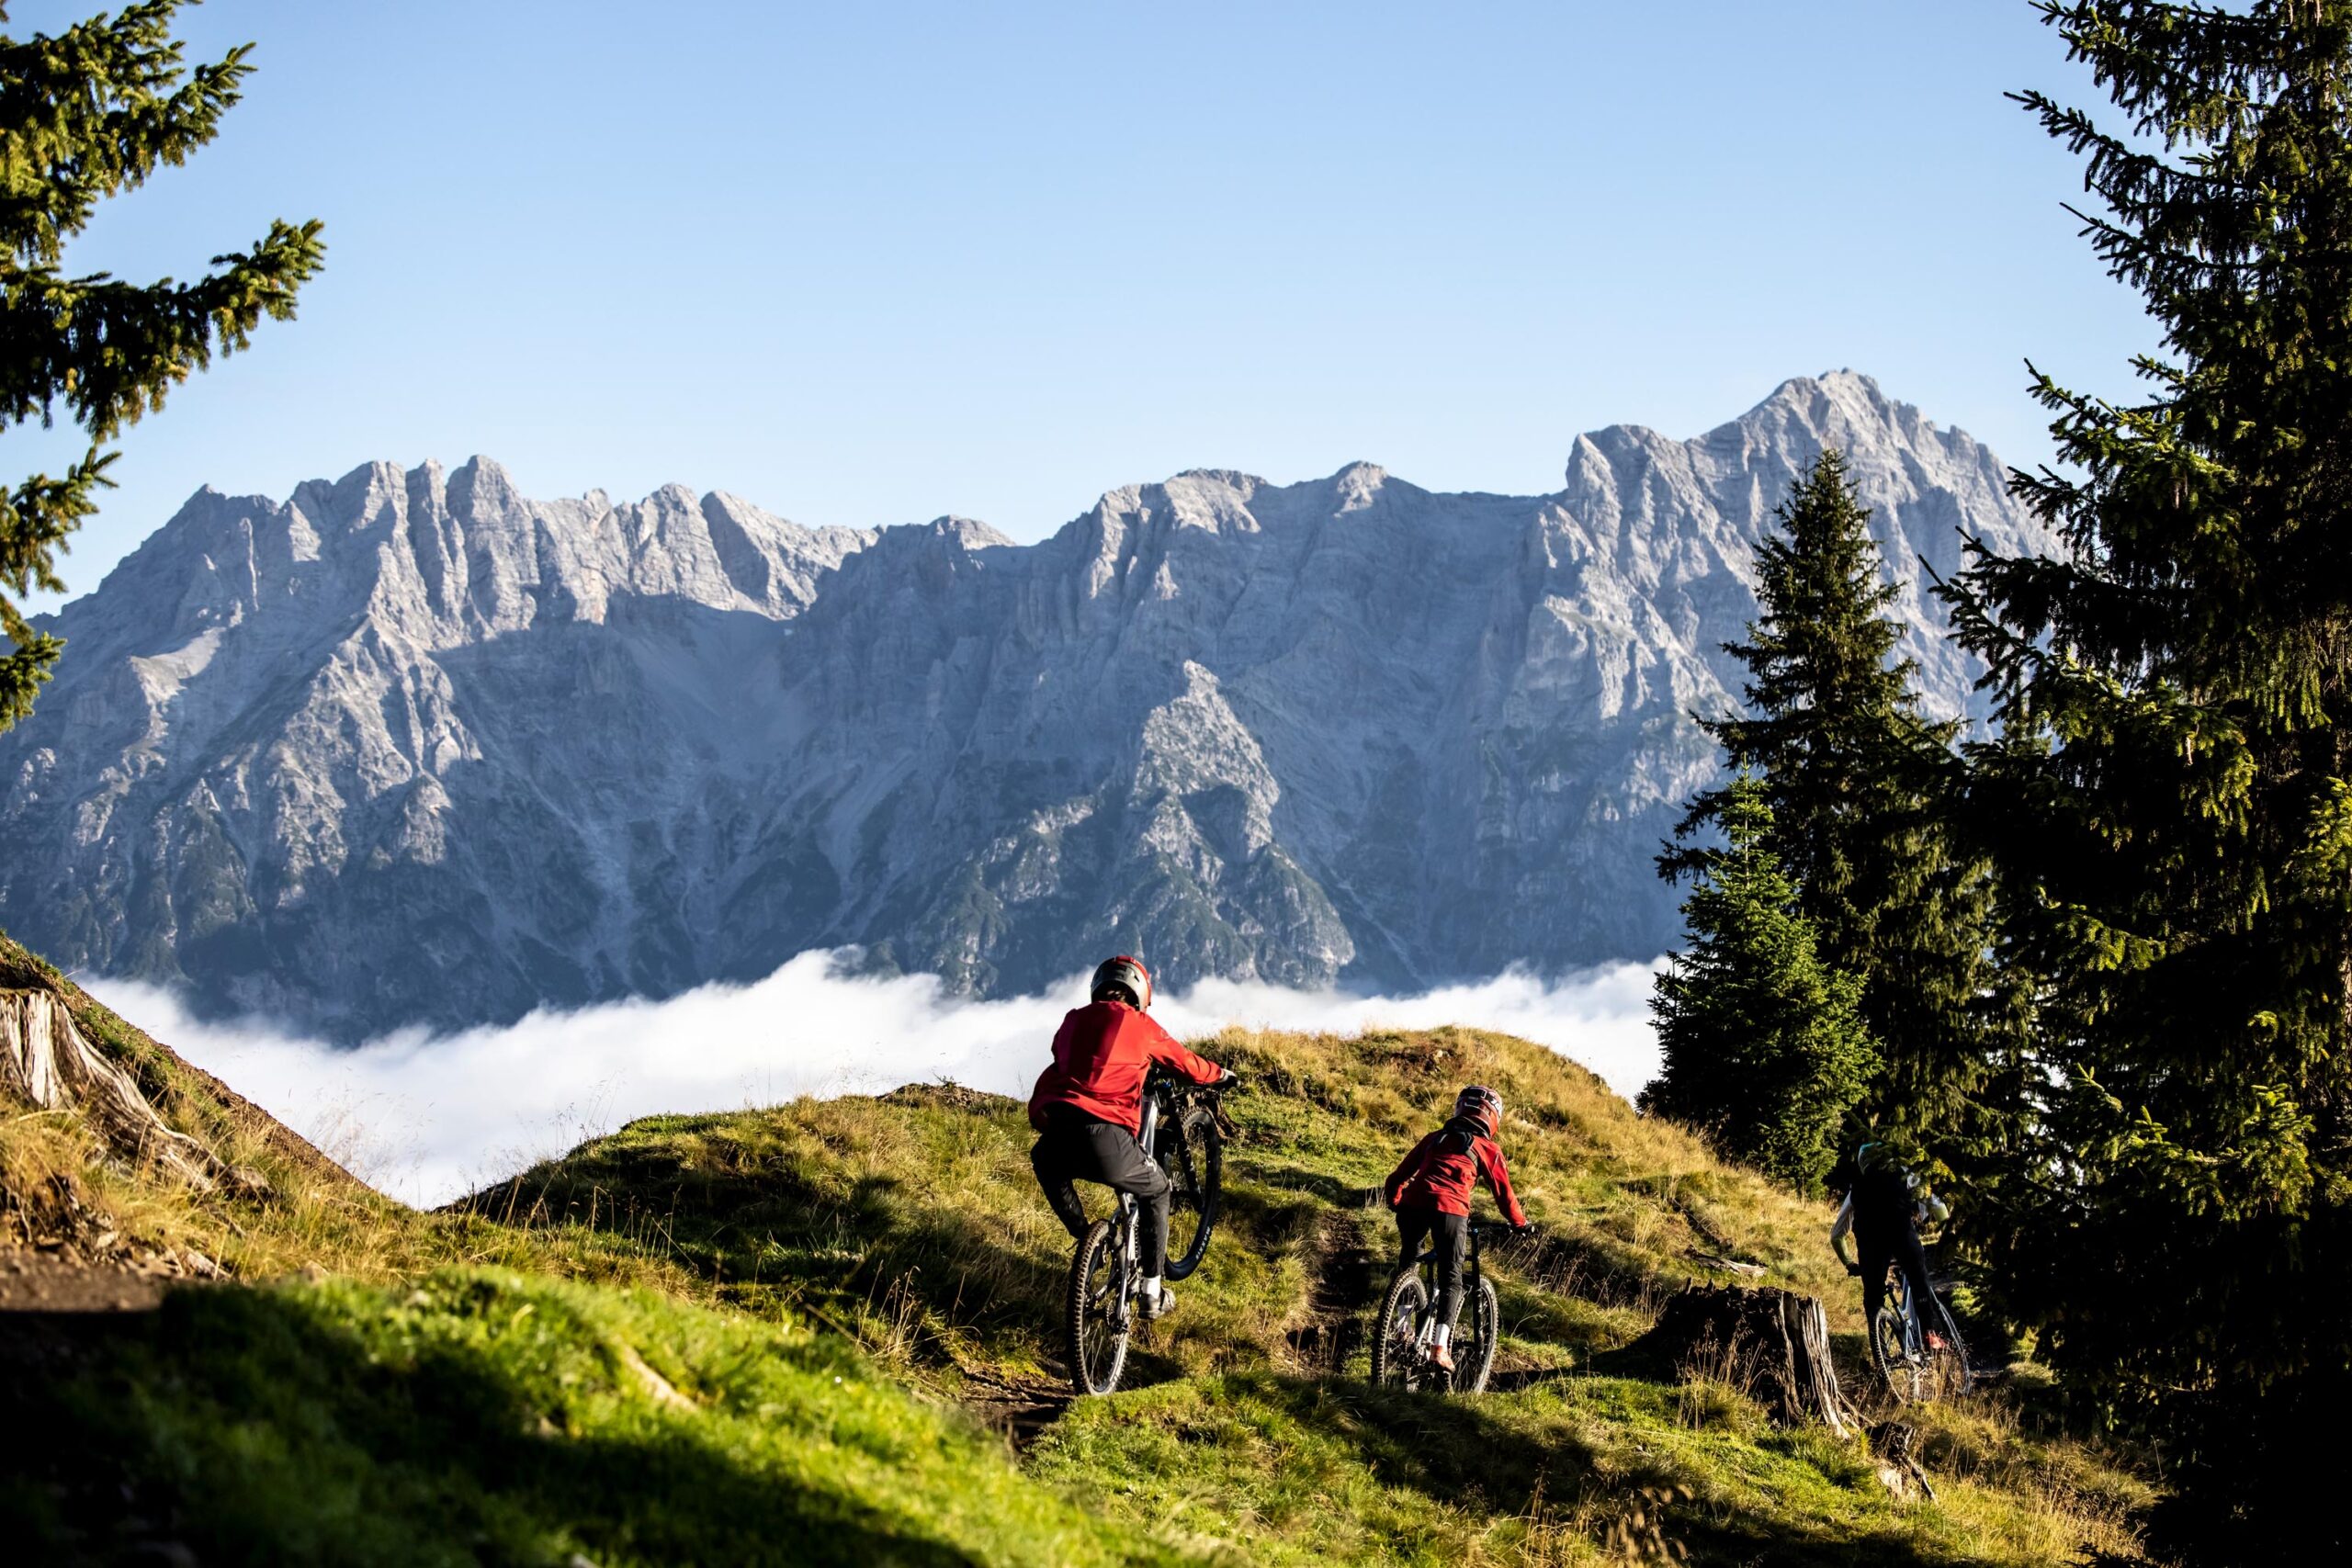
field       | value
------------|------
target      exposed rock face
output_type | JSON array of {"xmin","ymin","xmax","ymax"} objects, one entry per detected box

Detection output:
[{"xmin": 0, "ymin": 372, "xmax": 2050, "ymax": 1043}]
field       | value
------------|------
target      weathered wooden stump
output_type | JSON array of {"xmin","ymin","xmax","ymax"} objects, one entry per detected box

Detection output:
[
  {"xmin": 1868, "ymin": 1419, "xmax": 1938, "ymax": 1502},
  {"xmin": 1645, "ymin": 1282, "xmax": 1855, "ymax": 1437},
  {"xmin": 0, "ymin": 988, "xmax": 222, "ymax": 1189}
]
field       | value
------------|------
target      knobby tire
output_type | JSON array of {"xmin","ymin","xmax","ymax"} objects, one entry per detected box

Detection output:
[
  {"xmin": 1871, "ymin": 1300, "xmax": 1918, "ymax": 1404},
  {"xmin": 1370, "ymin": 1268, "xmax": 1428, "ymax": 1392},
  {"xmin": 1453, "ymin": 1276, "xmax": 1500, "ymax": 1395},
  {"xmin": 1159, "ymin": 1105, "xmax": 1223, "ymax": 1283},
  {"xmin": 1067, "ymin": 1216, "xmax": 1130, "ymax": 1396}
]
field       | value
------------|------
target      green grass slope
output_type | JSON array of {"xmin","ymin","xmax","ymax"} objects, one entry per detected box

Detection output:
[
  {"xmin": 2, "ymin": 933, "xmax": 2153, "ymax": 1564},
  {"xmin": 5, "ymin": 1269, "xmax": 1169, "ymax": 1566},
  {"xmin": 473, "ymin": 1025, "xmax": 2151, "ymax": 1566}
]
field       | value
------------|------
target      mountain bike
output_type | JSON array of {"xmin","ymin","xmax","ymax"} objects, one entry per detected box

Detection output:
[
  {"xmin": 1064, "ymin": 1070, "xmax": 1229, "ymax": 1396},
  {"xmin": 1370, "ymin": 1219, "xmax": 1511, "ymax": 1395},
  {"xmin": 1869, "ymin": 1263, "xmax": 1970, "ymax": 1404}
]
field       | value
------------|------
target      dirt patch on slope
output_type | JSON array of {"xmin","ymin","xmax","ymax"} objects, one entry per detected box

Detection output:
[{"xmin": 1283, "ymin": 1210, "xmax": 1385, "ymax": 1372}]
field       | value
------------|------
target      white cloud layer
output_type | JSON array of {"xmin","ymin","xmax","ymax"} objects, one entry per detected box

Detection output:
[{"xmin": 94, "ymin": 953, "xmax": 1666, "ymax": 1209}]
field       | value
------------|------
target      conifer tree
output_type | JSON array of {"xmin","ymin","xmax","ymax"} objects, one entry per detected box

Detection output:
[
  {"xmin": 1668, "ymin": 449, "xmax": 2004, "ymax": 1155},
  {"xmin": 1644, "ymin": 775, "xmax": 1878, "ymax": 1193},
  {"xmin": 0, "ymin": 2, "xmax": 322, "ymax": 732},
  {"xmin": 1943, "ymin": 3, "xmax": 2352, "ymax": 1551}
]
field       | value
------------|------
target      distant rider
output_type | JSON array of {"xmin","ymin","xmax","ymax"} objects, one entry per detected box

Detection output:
[
  {"xmin": 1028, "ymin": 955, "xmax": 1232, "ymax": 1321},
  {"xmin": 1383, "ymin": 1084, "xmax": 1530, "ymax": 1374},
  {"xmin": 1830, "ymin": 1140, "xmax": 1951, "ymax": 1339}
]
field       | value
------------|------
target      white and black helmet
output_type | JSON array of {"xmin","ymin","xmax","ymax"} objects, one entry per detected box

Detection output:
[{"xmin": 1091, "ymin": 954, "xmax": 1154, "ymax": 1010}]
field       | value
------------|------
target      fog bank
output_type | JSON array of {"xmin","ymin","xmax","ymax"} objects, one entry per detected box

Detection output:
[{"xmin": 96, "ymin": 953, "xmax": 1665, "ymax": 1208}]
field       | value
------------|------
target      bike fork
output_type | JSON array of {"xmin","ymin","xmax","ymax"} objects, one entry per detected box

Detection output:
[{"xmin": 1113, "ymin": 1193, "xmax": 1138, "ymax": 1330}]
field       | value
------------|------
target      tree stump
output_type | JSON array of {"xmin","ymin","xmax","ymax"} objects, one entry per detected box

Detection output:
[
  {"xmin": 1644, "ymin": 1282, "xmax": 1854, "ymax": 1437},
  {"xmin": 0, "ymin": 988, "xmax": 221, "ymax": 1189},
  {"xmin": 1868, "ymin": 1420, "xmax": 1937, "ymax": 1502}
]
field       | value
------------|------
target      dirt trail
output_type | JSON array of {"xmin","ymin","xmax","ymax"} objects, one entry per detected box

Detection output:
[
  {"xmin": 957, "ymin": 1363, "xmax": 1074, "ymax": 1450},
  {"xmin": 1284, "ymin": 1210, "xmax": 1383, "ymax": 1373},
  {"xmin": 0, "ymin": 1249, "xmax": 180, "ymax": 1314}
]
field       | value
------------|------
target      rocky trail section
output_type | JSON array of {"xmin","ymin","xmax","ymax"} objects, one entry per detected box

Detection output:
[{"xmin": 0, "ymin": 373, "xmax": 2053, "ymax": 1043}]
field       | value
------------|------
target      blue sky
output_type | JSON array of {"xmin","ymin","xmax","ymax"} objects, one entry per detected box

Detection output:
[{"xmin": 15, "ymin": 1, "xmax": 2153, "ymax": 614}]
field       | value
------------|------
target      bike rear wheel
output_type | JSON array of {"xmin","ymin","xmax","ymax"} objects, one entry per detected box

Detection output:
[
  {"xmin": 1450, "ymin": 1276, "xmax": 1500, "ymax": 1395},
  {"xmin": 1159, "ymin": 1105, "xmax": 1223, "ymax": 1283},
  {"xmin": 1369, "ymin": 1269, "xmax": 1428, "ymax": 1392},
  {"xmin": 1870, "ymin": 1300, "xmax": 1920, "ymax": 1404},
  {"xmin": 1067, "ymin": 1216, "xmax": 1131, "ymax": 1396}
]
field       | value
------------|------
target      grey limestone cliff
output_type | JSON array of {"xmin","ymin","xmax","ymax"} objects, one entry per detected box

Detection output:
[{"xmin": 0, "ymin": 372, "xmax": 2049, "ymax": 1042}]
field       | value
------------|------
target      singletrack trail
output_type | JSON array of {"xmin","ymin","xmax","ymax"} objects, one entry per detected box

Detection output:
[{"xmin": 0, "ymin": 1250, "xmax": 178, "ymax": 1314}]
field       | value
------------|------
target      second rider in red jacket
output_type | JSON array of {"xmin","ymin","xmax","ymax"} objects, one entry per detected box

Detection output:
[
  {"xmin": 1384, "ymin": 1084, "xmax": 1529, "ymax": 1372},
  {"xmin": 1029, "ymin": 955, "xmax": 1231, "ymax": 1320}
]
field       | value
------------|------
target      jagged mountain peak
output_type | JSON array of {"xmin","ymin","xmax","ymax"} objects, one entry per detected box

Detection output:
[{"xmin": 1, "ymin": 377, "xmax": 2052, "ymax": 1042}]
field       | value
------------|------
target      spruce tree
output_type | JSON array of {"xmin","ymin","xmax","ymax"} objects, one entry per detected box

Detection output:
[
  {"xmin": 1668, "ymin": 449, "xmax": 2004, "ymax": 1156},
  {"xmin": 1942, "ymin": 3, "xmax": 2352, "ymax": 1552},
  {"xmin": 1644, "ymin": 775, "xmax": 1879, "ymax": 1193},
  {"xmin": 0, "ymin": 2, "xmax": 322, "ymax": 732}
]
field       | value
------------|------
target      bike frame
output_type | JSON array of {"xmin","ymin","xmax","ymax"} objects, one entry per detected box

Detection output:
[
  {"xmin": 1407, "ymin": 1220, "xmax": 1502, "ymax": 1345},
  {"xmin": 1886, "ymin": 1265, "xmax": 1921, "ymax": 1357},
  {"xmin": 1888, "ymin": 1262, "xmax": 1959, "ymax": 1359},
  {"xmin": 1107, "ymin": 1084, "xmax": 1167, "ymax": 1325}
]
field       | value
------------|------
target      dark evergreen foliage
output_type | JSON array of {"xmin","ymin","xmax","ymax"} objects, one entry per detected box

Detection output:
[
  {"xmin": 1645, "ymin": 775, "xmax": 1879, "ymax": 1193},
  {"xmin": 1943, "ymin": 3, "xmax": 2352, "ymax": 1554},
  {"xmin": 0, "ymin": 1, "xmax": 322, "ymax": 731},
  {"xmin": 1668, "ymin": 449, "xmax": 2009, "ymax": 1160}
]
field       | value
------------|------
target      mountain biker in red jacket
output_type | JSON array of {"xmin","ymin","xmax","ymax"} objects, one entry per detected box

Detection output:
[
  {"xmin": 1384, "ymin": 1085, "xmax": 1529, "ymax": 1372},
  {"xmin": 1029, "ymin": 955, "xmax": 1231, "ymax": 1320}
]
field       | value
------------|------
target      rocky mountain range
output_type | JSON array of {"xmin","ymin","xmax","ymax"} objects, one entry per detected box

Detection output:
[{"xmin": 0, "ymin": 372, "xmax": 2051, "ymax": 1043}]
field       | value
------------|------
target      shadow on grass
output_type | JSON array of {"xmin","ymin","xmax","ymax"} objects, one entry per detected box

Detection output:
[
  {"xmin": 1245, "ymin": 1160, "xmax": 1376, "ymax": 1210},
  {"xmin": 1187, "ymin": 1369, "xmax": 1990, "ymax": 1568},
  {"xmin": 456, "ymin": 1120, "xmax": 1071, "ymax": 1356},
  {"xmin": 0, "ymin": 1286, "xmax": 1000, "ymax": 1568}
]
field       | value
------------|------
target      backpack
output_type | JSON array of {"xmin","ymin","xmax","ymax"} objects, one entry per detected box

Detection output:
[{"xmin": 1435, "ymin": 1115, "xmax": 1483, "ymax": 1159}]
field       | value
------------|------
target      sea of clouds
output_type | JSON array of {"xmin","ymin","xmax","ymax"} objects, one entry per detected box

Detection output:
[{"xmin": 94, "ymin": 953, "xmax": 1667, "ymax": 1208}]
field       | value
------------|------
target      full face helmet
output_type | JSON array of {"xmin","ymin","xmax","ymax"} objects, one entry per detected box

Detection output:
[
  {"xmin": 1090, "ymin": 954, "xmax": 1154, "ymax": 1010},
  {"xmin": 1455, "ymin": 1084, "xmax": 1503, "ymax": 1137}
]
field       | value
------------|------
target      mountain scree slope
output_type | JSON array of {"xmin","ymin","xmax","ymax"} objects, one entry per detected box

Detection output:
[{"xmin": 0, "ymin": 373, "xmax": 2046, "ymax": 1042}]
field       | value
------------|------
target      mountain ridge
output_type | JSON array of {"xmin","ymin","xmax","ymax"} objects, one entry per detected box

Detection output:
[{"xmin": 0, "ymin": 371, "xmax": 2050, "ymax": 1043}]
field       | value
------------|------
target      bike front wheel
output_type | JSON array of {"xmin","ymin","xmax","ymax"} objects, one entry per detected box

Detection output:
[
  {"xmin": 1449, "ymin": 1276, "xmax": 1500, "ymax": 1395},
  {"xmin": 1369, "ymin": 1269, "xmax": 1429, "ymax": 1392},
  {"xmin": 1067, "ymin": 1217, "xmax": 1131, "ymax": 1396},
  {"xmin": 1921, "ymin": 1294, "xmax": 1971, "ymax": 1402},
  {"xmin": 1159, "ymin": 1105, "xmax": 1223, "ymax": 1283}
]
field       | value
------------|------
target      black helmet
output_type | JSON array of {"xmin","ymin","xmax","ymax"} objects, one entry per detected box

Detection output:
[
  {"xmin": 1856, "ymin": 1140, "xmax": 1903, "ymax": 1176},
  {"xmin": 1091, "ymin": 954, "xmax": 1154, "ymax": 1010},
  {"xmin": 1455, "ymin": 1084, "xmax": 1502, "ymax": 1137}
]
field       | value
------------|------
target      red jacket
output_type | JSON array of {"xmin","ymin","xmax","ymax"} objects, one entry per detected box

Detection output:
[
  {"xmin": 1027, "ymin": 1000, "xmax": 1224, "ymax": 1134},
  {"xmin": 1385, "ymin": 1119, "xmax": 1527, "ymax": 1225}
]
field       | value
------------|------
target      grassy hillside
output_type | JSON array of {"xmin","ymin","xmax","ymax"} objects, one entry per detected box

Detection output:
[{"xmin": 1, "ymin": 935, "xmax": 2154, "ymax": 1564}]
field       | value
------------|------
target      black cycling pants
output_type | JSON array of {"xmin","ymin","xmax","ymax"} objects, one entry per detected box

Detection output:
[
  {"xmin": 1858, "ymin": 1221, "xmax": 1937, "ymax": 1331},
  {"xmin": 1031, "ymin": 1111, "xmax": 1171, "ymax": 1276},
  {"xmin": 1396, "ymin": 1206, "xmax": 1469, "ymax": 1333}
]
